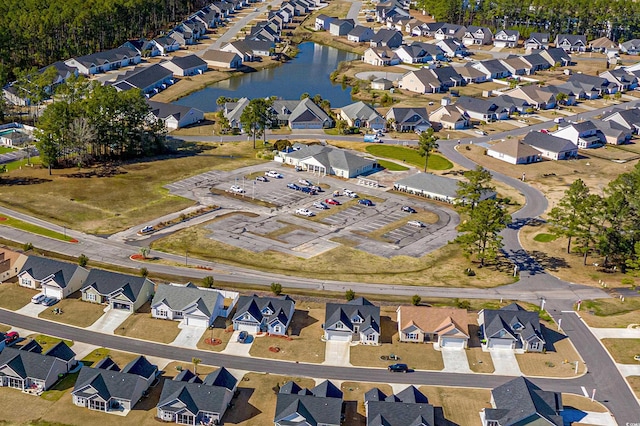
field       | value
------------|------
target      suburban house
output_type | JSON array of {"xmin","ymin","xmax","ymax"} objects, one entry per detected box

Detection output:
[
  {"xmin": 599, "ymin": 69, "xmax": 638, "ymax": 92},
  {"xmin": 394, "ymin": 172, "xmax": 496, "ymax": 204},
  {"xmin": 369, "ymin": 29, "xmax": 403, "ymax": 48},
  {"xmin": 72, "ymin": 356, "xmax": 158, "ymax": 414},
  {"xmin": 365, "ymin": 386, "xmax": 435, "ymax": 425},
  {"xmin": 471, "ymin": 59, "xmax": 510, "ymax": 80},
  {"xmin": 120, "ymin": 39, "xmax": 161, "ymax": 57},
  {"xmin": 232, "ymin": 295, "xmax": 295, "ymax": 335},
  {"xmin": 487, "ymin": 139, "xmax": 543, "ymax": 164},
  {"xmin": 371, "ymin": 77, "xmax": 393, "ymax": 90},
  {"xmin": 160, "ymin": 55, "xmax": 208, "ymax": 77},
  {"xmin": 385, "ymin": 107, "xmax": 431, "ymax": 132},
  {"xmin": 315, "ymin": 14, "xmax": 335, "ymax": 30},
  {"xmin": 620, "ymin": 39, "xmax": 640, "ymax": 55},
  {"xmin": 592, "ymin": 119, "xmax": 632, "ymax": 145},
  {"xmin": 590, "ymin": 36, "xmax": 618, "ymax": 53},
  {"xmin": 110, "ymin": 64, "xmax": 174, "ymax": 96},
  {"xmin": 363, "ymin": 47, "xmax": 400, "ymax": 66},
  {"xmin": 18, "ymin": 256, "xmax": 89, "ymax": 300},
  {"xmin": 323, "ymin": 297, "xmax": 380, "ymax": 344},
  {"xmin": 394, "ymin": 43, "xmax": 445, "ymax": 64},
  {"xmin": 434, "ymin": 23, "xmax": 466, "ymax": 40},
  {"xmin": 411, "ymin": 21, "xmax": 444, "ymax": 37},
  {"xmin": 480, "ymin": 377, "xmax": 563, "ymax": 426},
  {"xmin": 437, "ymin": 38, "xmax": 468, "ymax": 57},
  {"xmin": 602, "ymin": 108, "xmax": 640, "ymax": 133},
  {"xmin": 274, "ymin": 381, "xmax": 343, "ymax": 426},
  {"xmin": 502, "ymin": 85, "xmax": 557, "ymax": 110},
  {"xmin": 524, "ymin": 32, "xmax": 550, "ymax": 50},
  {"xmin": 280, "ymin": 98, "xmax": 334, "ymax": 129},
  {"xmin": 399, "ymin": 68, "xmax": 443, "ymax": 94},
  {"xmin": 522, "ymin": 131, "xmax": 578, "ymax": 160},
  {"xmin": 478, "ymin": 303, "xmax": 546, "ymax": 352},
  {"xmin": 221, "ymin": 40, "xmax": 274, "ymax": 61},
  {"xmin": 554, "ymin": 34, "xmax": 587, "ymax": 52},
  {"xmin": 81, "ymin": 269, "xmax": 154, "ymax": 312},
  {"xmin": 539, "ymin": 47, "xmax": 571, "ymax": 67},
  {"xmin": 457, "ymin": 63, "xmax": 489, "ymax": 83},
  {"xmin": 329, "ymin": 19, "xmax": 355, "ymax": 36},
  {"xmin": 454, "ymin": 96, "xmax": 509, "ymax": 122},
  {"xmin": 493, "ymin": 30, "xmax": 520, "ymax": 48},
  {"xmin": 279, "ymin": 144, "xmax": 378, "ymax": 178},
  {"xmin": 347, "ymin": 25, "xmax": 375, "ymax": 43},
  {"xmin": 0, "ymin": 344, "xmax": 75, "ymax": 394},
  {"xmin": 153, "ymin": 36, "xmax": 181, "ymax": 56},
  {"xmin": 520, "ymin": 53, "xmax": 553, "ymax": 73},
  {"xmin": 339, "ymin": 101, "xmax": 386, "ymax": 130},
  {"xmin": 461, "ymin": 26, "xmax": 493, "ymax": 46},
  {"xmin": 397, "ymin": 306, "xmax": 469, "ymax": 349},
  {"xmin": 0, "ymin": 249, "xmax": 27, "ymax": 283},
  {"xmin": 223, "ymin": 97, "xmax": 251, "ymax": 130},
  {"xmin": 429, "ymin": 104, "xmax": 470, "ymax": 130},
  {"xmin": 569, "ymin": 73, "xmax": 613, "ymax": 95},
  {"xmin": 151, "ymin": 283, "xmax": 230, "ymax": 327},
  {"xmin": 157, "ymin": 367, "xmax": 237, "ymax": 425},
  {"xmin": 64, "ymin": 47, "xmax": 141, "ymax": 75},
  {"xmin": 147, "ymin": 101, "xmax": 205, "ymax": 130},
  {"xmin": 552, "ymin": 121, "xmax": 606, "ymax": 149}
]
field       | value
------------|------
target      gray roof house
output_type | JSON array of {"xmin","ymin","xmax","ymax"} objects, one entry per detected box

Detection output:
[
  {"xmin": 232, "ymin": 295, "xmax": 295, "ymax": 335},
  {"xmin": 72, "ymin": 356, "xmax": 157, "ymax": 414},
  {"xmin": 394, "ymin": 172, "xmax": 496, "ymax": 204},
  {"xmin": 552, "ymin": 121, "xmax": 606, "ymax": 149},
  {"xmin": 385, "ymin": 107, "xmax": 431, "ymax": 132},
  {"xmin": 110, "ymin": 64, "xmax": 174, "ymax": 96},
  {"xmin": 160, "ymin": 55, "xmax": 208, "ymax": 77},
  {"xmin": 602, "ymin": 107, "xmax": 640, "ymax": 133},
  {"xmin": 472, "ymin": 58, "xmax": 511, "ymax": 79},
  {"xmin": 315, "ymin": 14, "xmax": 335, "ymax": 30},
  {"xmin": 599, "ymin": 69, "xmax": 638, "ymax": 92},
  {"xmin": 0, "ymin": 344, "xmax": 75, "ymax": 394},
  {"xmin": 64, "ymin": 47, "xmax": 141, "ymax": 75},
  {"xmin": 524, "ymin": 32, "xmax": 550, "ymax": 50},
  {"xmin": 481, "ymin": 377, "xmax": 563, "ymax": 426},
  {"xmin": 454, "ymin": 96, "xmax": 509, "ymax": 122},
  {"xmin": 522, "ymin": 131, "xmax": 578, "ymax": 160},
  {"xmin": 329, "ymin": 18, "xmax": 355, "ymax": 36},
  {"xmin": 283, "ymin": 98, "xmax": 334, "ymax": 129},
  {"xmin": 539, "ymin": 47, "xmax": 571, "ymax": 67},
  {"xmin": 365, "ymin": 386, "xmax": 435, "ymax": 426},
  {"xmin": 493, "ymin": 29, "xmax": 520, "ymax": 48},
  {"xmin": 554, "ymin": 34, "xmax": 587, "ymax": 52},
  {"xmin": 369, "ymin": 28, "xmax": 403, "ymax": 48},
  {"xmin": 487, "ymin": 139, "xmax": 542, "ymax": 165},
  {"xmin": 591, "ymin": 118, "xmax": 632, "ymax": 145},
  {"xmin": 81, "ymin": 269, "xmax": 154, "ymax": 312},
  {"xmin": 18, "ymin": 256, "xmax": 89, "ymax": 300},
  {"xmin": 347, "ymin": 25, "xmax": 375, "ymax": 43},
  {"xmin": 478, "ymin": 303, "xmax": 546, "ymax": 352},
  {"xmin": 221, "ymin": 40, "xmax": 274, "ymax": 61},
  {"xmin": 157, "ymin": 367, "xmax": 237, "ymax": 425},
  {"xmin": 339, "ymin": 101, "xmax": 386, "ymax": 129},
  {"xmin": 324, "ymin": 297, "xmax": 380, "ymax": 344},
  {"xmin": 151, "ymin": 283, "xmax": 227, "ymax": 327},
  {"xmin": 147, "ymin": 100, "xmax": 205, "ymax": 131},
  {"xmin": 201, "ymin": 49, "xmax": 243, "ymax": 69},
  {"xmin": 620, "ymin": 39, "xmax": 640, "ymax": 55},
  {"xmin": 461, "ymin": 26, "xmax": 493, "ymax": 46},
  {"xmin": 279, "ymin": 144, "xmax": 378, "ymax": 178},
  {"xmin": 274, "ymin": 380, "xmax": 343, "ymax": 426}
]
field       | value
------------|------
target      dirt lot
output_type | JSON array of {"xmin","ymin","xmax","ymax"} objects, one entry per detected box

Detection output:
[{"xmin": 114, "ymin": 302, "xmax": 181, "ymax": 344}]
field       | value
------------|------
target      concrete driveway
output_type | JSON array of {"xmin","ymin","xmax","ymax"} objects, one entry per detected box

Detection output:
[
  {"xmin": 441, "ymin": 349, "xmax": 472, "ymax": 373},
  {"xmin": 489, "ymin": 350, "xmax": 522, "ymax": 376},
  {"xmin": 322, "ymin": 341, "xmax": 352, "ymax": 366},
  {"xmin": 15, "ymin": 302, "xmax": 49, "ymax": 318},
  {"xmin": 221, "ymin": 331, "xmax": 253, "ymax": 356},
  {"xmin": 171, "ymin": 323, "xmax": 207, "ymax": 349},
  {"xmin": 87, "ymin": 308, "xmax": 131, "ymax": 334}
]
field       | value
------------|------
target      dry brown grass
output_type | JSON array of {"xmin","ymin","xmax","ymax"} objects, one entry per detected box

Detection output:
[
  {"xmin": 467, "ymin": 317, "xmax": 496, "ymax": 373},
  {"xmin": 0, "ymin": 282, "xmax": 35, "ymax": 310},
  {"xmin": 601, "ymin": 338, "xmax": 640, "ymax": 363},
  {"xmin": 579, "ymin": 297, "xmax": 640, "ymax": 328},
  {"xmin": 419, "ymin": 386, "xmax": 492, "ymax": 426},
  {"xmin": 249, "ymin": 305, "xmax": 325, "ymax": 363},
  {"xmin": 0, "ymin": 323, "xmax": 10, "ymax": 332},
  {"xmin": 628, "ymin": 376, "xmax": 640, "ymax": 399},
  {"xmin": 114, "ymin": 303, "xmax": 181, "ymax": 344},
  {"xmin": 80, "ymin": 347, "xmax": 140, "ymax": 367},
  {"xmin": 516, "ymin": 333, "xmax": 586, "ymax": 377},
  {"xmin": 562, "ymin": 394, "xmax": 609, "ymax": 412},
  {"xmin": 38, "ymin": 295, "xmax": 105, "ymax": 328},
  {"xmin": 24, "ymin": 334, "xmax": 73, "ymax": 353}
]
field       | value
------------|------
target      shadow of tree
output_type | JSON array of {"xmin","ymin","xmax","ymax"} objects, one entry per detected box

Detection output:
[
  {"xmin": 343, "ymin": 400, "xmax": 365, "ymax": 425},
  {"xmin": 529, "ymin": 250, "xmax": 570, "ymax": 271},
  {"xmin": 290, "ymin": 309, "xmax": 318, "ymax": 336},
  {"xmin": 468, "ymin": 324, "xmax": 482, "ymax": 348},
  {"xmin": 0, "ymin": 177, "xmax": 52, "ymax": 185}
]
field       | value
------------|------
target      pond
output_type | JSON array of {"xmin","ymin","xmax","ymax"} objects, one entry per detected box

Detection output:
[{"xmin": 174, "ymin": 42, "xmax": 359, "ymax": 111}]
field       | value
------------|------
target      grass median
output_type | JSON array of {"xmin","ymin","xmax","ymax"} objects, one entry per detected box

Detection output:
[{"xmin": 365, "ymin": 145, "xmax": 453, "ymax": 171}]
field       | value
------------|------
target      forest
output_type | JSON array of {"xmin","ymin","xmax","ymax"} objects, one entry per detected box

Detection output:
[
  {"xmin": 0, "ymin": 0, "xmax": 209, "ymax": 86},
  {"xmin": 417, "ymin": 0, "xmax": 640, "ymax": 43}
]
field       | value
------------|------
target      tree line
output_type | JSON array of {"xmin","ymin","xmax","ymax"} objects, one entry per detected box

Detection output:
[
  {"xmin": 417, "ymin": 0, "xmax": 640, "ymax": 42},
  {"xmin": 0, "ymin": 0, "xmax": 211, "ymax": 86},
  {"xmin": 35, "ymin": 76, "xmax": 166, "ymax": 173}
]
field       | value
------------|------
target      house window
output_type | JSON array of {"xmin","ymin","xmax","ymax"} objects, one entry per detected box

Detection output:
[
  {"xmin": 7, "ymin": 377, "xmax": 22, "ymax": 389},
  {"xmin": 86, "ymin": 293, "xmax": 97, "ymax": 302},
  {"xmin": 406, "ymin": 333, "xmax": 418, "ymax": 340},
  {"xmin": 20, "ymin": 278, "xmax": 31, "ymax": 286},
  {"xmin": 177, "ymin": 413, "xmax": 194, "ymax": 424},
  {"xmin": 366, "ymin": 334, "xmax": 376, "ymax": 341},
  {"xmin": 530, "ymin": 342, "xmax": 540, "ymax": 351},
  {"xmin": 89, "ymin": 400, "xmax": 106, "ymax": 411},
  {"xmin": 352, "ymin": 316, "xmax": 362, "ymax": 324},
  {"xmin": 336, "ymin": 322, "xmax": 344, "ymax": 329},
  {"xmin": 157, "ymin": 310, "xmax": 167, "ymax": 317},
  {"xmin": 273, "ymin": 325, "xmax": 282, "ymax": 334}
]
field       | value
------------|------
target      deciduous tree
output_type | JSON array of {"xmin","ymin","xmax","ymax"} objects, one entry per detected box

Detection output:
[{"xmin": 418, "ymin": 128, "xmax": 439, "ymax": 172}]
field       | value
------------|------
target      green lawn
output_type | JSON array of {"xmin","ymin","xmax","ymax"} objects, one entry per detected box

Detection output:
[
  {"xmin": 0, "ymin": 215, "xmax": 77, "ymax": 243},
  {"xmin": 26, "ymin": 334, "xmax": 73, "ymax": 352},
  {"xmin": 377, "ymin": 159, "xmax": 409, "ymax": 171},
  {"xmin": 365, "ymin": 145, "xmax": 453, "ymax": 170},
  {"xmin": 533, "ymin": 233, "xmax": 558, "ymax": 242},
  {"xmin": 0, "ymin": 146, "xmax": 16, "ymax": 154}
]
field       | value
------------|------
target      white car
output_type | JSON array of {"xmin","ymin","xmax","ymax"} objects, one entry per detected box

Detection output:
[
  {"xmin": 266, "ymin": 170, "xmax": 283, "ymax": 178},
  {"xmin": 230, "ymin": 185, "xmax": 245, "ymax": 193},
  {"xmin": 475, "ymin": 130, "xmax": 488, "ymax": 136},
  {"xmin": 343, "ymin": 189, "xmax": 359, "ymax": 198},
  {"xmin": 31, "ymin": 293, "xmax": 46, "ymax": 304},
  {"xmin": 140, "ymin": 225, "xmax": 154, "ymax": 234},
  {"xmin": 408, "ymin": 220, "xmax": 425, "ymax": 228},
  {"xmin": 298, "ymin": 179, "xmax": 312, "ymax": 186},
  {"xmin": 295, "ymin": 208, "xmax": 315, "ymax": 217}
]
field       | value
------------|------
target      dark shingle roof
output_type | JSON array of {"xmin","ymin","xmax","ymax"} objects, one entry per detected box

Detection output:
[
  {"xmin": 201, "ymin": 367, "xmax": 237, "ymax": 390},
  {"xmin": 73, "ymin": 364, "xmax": 151, "ymax": 402},
  {"xmin": 232, "ymin": 295, "xmax": 295, "ymax": 325},
  {"xmin": 522, "ymin": 131, "xmax": 578, "ymax": 154},
  {"xmin": 486, "ymin": 377, "xmax": 563, "ymax": 425},
  {"xmin": 82, "ymin": 269, "xmax": 150, "ymax": 301},
  {"xmin": 152, "ymin": 283, "xmax": 221, "ymax": 319},
  {"xmin": 0, "ymin": 346, "xmax": 72, "ymax": 380},
  {"xmin": 165, "ymin": 54, "xmax": 206, "ymax": 70},
  {"xmin": 110, "ymin": 64, "xmax": 173, "ymax": 92},
  {"xmin": 275, "ymin": 380, "xmax": 343, "ymax": 425},
  {"xmin": 19, "ymin": 256, "xmax": 82, "ymax": 289},
  {"xmin": 121, "ymin": 356, "xmax": 157, "ymax": 380},
  {"xmin": 325, "ymin": 297, "xmax": 380, "ymax": 333},
  {"xmin": 44, "ymin": 341, "xmax": 76, "ymax": 362},
  {"xmin": 365, "ymin": 386, "xmax": 435, "ymax": 426}
]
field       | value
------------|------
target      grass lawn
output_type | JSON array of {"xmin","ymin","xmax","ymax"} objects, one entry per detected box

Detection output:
[
  {"xmin": 561, "ymin": 394, "xmax": 609, "ymax": 412},
  {"xmin": 24, "ymin": 334, "xmax": 73, "ymax": 352},
  {"xmin": 467, "ymin": 320, "xmax": 495, "ymax": 373},
  {"xmin": 419, "ymin": 386, "xmax": 492, "ymax": 426},
  {"xmin": 533, "ymin": 233, "xmax": 558, "ymax": 242},
  {"xmin": 628, "ymin": 376, "xmax": 640, "ymax": 399},
  {"xmin": 80, "ymin": 348, "xmax": 139, "ymax": 367},
  {"xmin": 0, "ymin": 141, "xmax": 265, "ymax": 234},
  {"xmin": 221, "ymin": 373, "xmax": 316, "ymax": 425},
  {"xmin": 249, "ymin": 304, "xmax": 325, "ymax": 363},
  {"xmin": 0, "ymin": 323, "xmax": 10, "ymax": 332},
  {"xmin": 350, "ymin": 307, "xmax": 444, "ymax": 371},
  {"xmin": 516, "ymin": 327, "xmax": 585, "ymax": 377},
  {"xmin": 579, "ymin": 298, "xmax": 640, "ymax": 328},
  {"xmin": 38, "ymin": 295, "xmax": 105, "ymax": 328},
  {"xmin": 341, "ymin": 381, "xmax": 394, "ymax": 425},
  {"xmin": 377, "ymin": 159, "xmax": 410, "ymax": 171},
  {"xmin": 365, "ymin": 145, "xmax": 453, "ymax": 171},
  {"xmin": 40, "ymin": 371, "xmax": 79, "ymax": 402},
  {"xmin": 0, "ymin": 215, "xmax": 77, "ymax": 243},
  {"xmin": 0, "ymin": 146, "xmax": 16, "ymax": 154},
  {"xmin": 601, "ymin": 338, "xmax": 640, "ymax": 363},
  {"xmin": 197, "ymin": 326, "xmax": 234, "ymax": 352},
  {"xmin": 114, "ymin": 305, "xmax": 181, "ymax": 344},
  {"xmin": 0, "ymin": 282, "xmax": 34, "ymax": 310}
]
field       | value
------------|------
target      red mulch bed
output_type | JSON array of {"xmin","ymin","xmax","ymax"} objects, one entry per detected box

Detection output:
[
  {"xmin": 204, "ymin": 338, "xmax": 222, "ymax": 346},
  {"xmin": 268, "ymin": 346, "xmax": 281, "ymax": 353},
  {"xmin": 69, "ymin": 238, "xmax": 79, "ymax": 243},
  {"xmin": 0, "ymin": 217, "xmax": 7, "ymax": 221},
  {"xmin": 130, "ymin": 254, "xmax": 145, "ymax": 260},
  {"xmin": 268, "ymin": 334, "xmax": 293, "ymax": 341}
]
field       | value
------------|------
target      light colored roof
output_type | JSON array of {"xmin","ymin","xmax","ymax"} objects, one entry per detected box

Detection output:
[
  {"xmin": 398, "ymin": 306, "xmax": 469, "ymax": 336},
  {"xmin": 201, "ymin": 49, "xmax": 241, "ymax": 63},
  {"xmin": 152, "ymin": 283, "xmax": 222, "ymax": 318},
  {"xmin": 488, "ymin": 139, "xmax": 541, "ymax": 158},
  {"xmin": 340, "ymin": 101, "xmax": 383, "ymax": 121}
]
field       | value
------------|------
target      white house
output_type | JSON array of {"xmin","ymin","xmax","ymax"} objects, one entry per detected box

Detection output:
[
  {"xmin": 487, "ymin": 139, "xmax": 542, "ymax": 165},
  {"xmin": 147, "ymin": 101, "xmax": 205, "ymax": 130},
  {"xmin": 324, "ymin": 297, "xmax": 380, "ymax": 345},
  {"xmin": 151, "ymin": 283, "xmax": 236, "ymax": 327}
]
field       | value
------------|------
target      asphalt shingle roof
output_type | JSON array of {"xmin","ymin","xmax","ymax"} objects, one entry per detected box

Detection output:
[
  {"xmin": 81, "ymin": 269, "xmax": 150, "ymax": 302},
  {"xmin": 19, "ymin": 256, "xmax": 83, "ymax": 289},
  {"xmin": 152, "ymin": 283, "xmax": 222, "ymax": 319},
  {"xmin": 365, "ymin": 386, "xmax": 435, "ymax": 426},
  {"xmin": 485, "ymin": 377, "xmax": 563, "ymax": 425},
  {"xmin": 274, "ymin": 380, "xmax": 343, "ymax": 425}
]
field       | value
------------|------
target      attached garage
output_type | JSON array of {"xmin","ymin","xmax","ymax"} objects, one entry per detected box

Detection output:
[
  {"xmin": 488, "ymin": 338, "xmax": 514, "ymax": 350},
  {"xmin": 42, "ymin": 287, "xmax": 63, "ymax": 300},
  {"xmin": 235, "ymin": 322, "xmax": 260, "ymax": 333},
  {"xmin": 440, "ymin": 337, "xmax": 467, "ymax": 349},
  {"xmin": 325, "ymin": 331, "xmax": 351, "ymax": 342},
  {"xmin": 112, "ymin": 301, "xmax": 132, "ymax": 311},
  {"xmin": 185, "ymin": 316, "xmax": 209, "ymax": 327}
]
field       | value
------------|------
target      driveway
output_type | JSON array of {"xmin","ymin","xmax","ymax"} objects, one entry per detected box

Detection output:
[
  {"xmin": 221, "ymin": 331, "xmax": 253, "ymax": 356},
  {"xmin": 441, "ymin": 349, "xmax": 472, "ymax": 373},
  {"xmin": 171, "ymin": 323, "xmax": 208, "ymax": 349},
  {"xmin": 562, "ymin": 409, "xmax": 617, "ymax": 426},
  {"xmin": 489, "ymin": 350, "xmax": 522, "ymax": 376},
  {"xmin": 322, "ymin": 341, "xmax": 352, "ymax": 366},
  {"xmin": 86, "ymin": 308, "xmax": 131, "ymax": 334},
  {"xmin": 15, "ymin": 302, "xmax": 49, "ymax": 318}
]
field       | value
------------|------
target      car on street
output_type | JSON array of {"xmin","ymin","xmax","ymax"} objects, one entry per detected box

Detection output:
[
  {"xmin": 31, "ymin": 293, "xmax": 46, "ymax": 304},
  {"xmin": 298, "ymin": 179, "xmax": 312, "ymax": 186},
  {"xmin": 388, "ymin": 363, "xmax": 409, "ymax": 373},
  {"xmin": 237, "ymin": 331, "xmax": 249, "ymax": 343},
  {"xmin": 230, "ymin": 185, "xmax": 245, "ymax": 194},
  {"xmin": 325, "ymin": 198, "xmax": 340, "ymax": 205},
  {"xmin": 140, "ymin": 225, "xmax": 154, "ymax": 234},
  {"xmin": 313, "ymin": 201, "xmax": 329, "ymax": 209},
  {"xmin": 42, "ymin": 297, "xmax": 59, "ymax": 307},
  {"xmin": 296, "ymin": 208, "xmax": 315, "ymax": 217},
  {"xmin": 358, "ymin": 199, "xmax": 374, "ymax": 206},
  {"xmin": 401, "ymin": 206, "xmax": 416, "ymax": 213},
  {"xmin": 266, "ymin": 170, "xmax": 283, "ymax": 178},
  {"xmin": 475, "ymin": 130, "xmax": 487, "ymax": 136},
  {"xmin": 4, "ymin": 331, "xmax": 19, "ymax": 343},
  {"xmin": 408, "ymin": 220, "xmax": 425, "ymax": 228},
  {"xmin": 287, "ymin": 183, "xmax": 301, "ymax": 191},
  {"xmin": 256, "ymin": 176, "xmax": 268, "ymax": 182}
]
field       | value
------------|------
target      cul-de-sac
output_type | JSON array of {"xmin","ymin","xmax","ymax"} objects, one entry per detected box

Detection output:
[{"xmin": 0, "ymin": 0, "xmax": 640, "ymax": 424}]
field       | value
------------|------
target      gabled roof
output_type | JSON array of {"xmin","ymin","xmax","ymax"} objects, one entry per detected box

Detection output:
[
  {"xmin": 365, "ymin": 386, "xmax": 435, "ymax": 426},
  {"xmin": 147, "ymin": 100, "xmax": 203, "ymax": 122},
  {"xmin": 348, "ymin": 25, "xmax": 373, "ymax": 37},
  {"xmin": 454, "ymin": 96, "xmax": 502, "ymax": 115},
  {"xmin": 523, "ymin": 131, "xmax": 578, "ymax": 153},
  {"xmin": 19, "ymin": 256, "xmax": 84, "ymax": 289},
  {"xmin": 481, "ymin": 303, "xmax": 544, "ymax": 343},
  {"xmin": 603, "ymin": 107, "xmax": 640, "ymax": 128},
  {"xmin": 495, "ymin": 29, "xmax": 519, "ymax": 38},
  {"xmin": 474, "ymin": 59, "xmax": 509, "ymax": 75},
  {"xmin": 152, "ymin": 283, "xmax": 222, "ymax": 318},
  {"xmin": 201, "ymin": 367, "xmax": 237, "ymax": 390},
  {"xmin": 73, "ymin": 363, "xmax": 153, "ymax": 402},
  {"xmin": 488, "ymin": 139, "xmax": 541, "ymax": 159},
  {"xmin": 519, "ymin": 53, "xmax": 549, "ymax": 69},
  {"xmin": 283, "ymin": 144, "xmax": 375, "ymax": 173},
  {"xmin": 590, "ymin": 37, "xmax": 617, "ymax": 49},
  {"xmin": 385, "ymin": 107, "xmax": 429, "ymax": 125},
  {"xmin": 485, "ymin": 377, "xmax": 563, "ymax": 425},
  {"xmin": 232, "ymin": 295, "xmax": 295, "ymax": 325},
  {"xmin": 110, "ymin": 64, "xmax": 173, "ymax": 92},
  {"xmin": 81, "ymin": 269, "xmax": 151, "ymax": 301},
  {"xmin": 69, "ymin": 47, "xmax": 139, "ymax": 68},
  {"xmin": 395, "ymin": 172, "xmax": 497, "ymax": 201},
  {"xmin": 163, "ymin": 54, "xmax": 206, "ymax": 70},
  {"xmin": 174, "ymin": 368, "xmax": 202, "ymax": 384},
  {"xmin": 121, "ymin": 356, "xmax": 157, "ymax": 380},
  {"xmin": 371, "ymin": 28, "xmax": 402, "ymax": 44},
  {"xmin": 158, "ymin": 374, "xmax": 234, "ymax": 416},
  {"xmin": 44, "ymin": 341, "xmax": 76, "ymax": 362},
  {"xmin": 555, "ymin": 34, "xmax": 586, "ymax": 46},
  {"xmin": 398, "ymin": 306, "xmax": 469, "ymax": 336},
  {"xmin": 591, "ymin": 119, "xmax": 631, "ymax": 138},
  {"xmin": 93, "ymin": 357, "xmax": 120, "ymax": 371},
  {"xmin": 325, "ymin": 297, "xmax": 380, "ymax": 333},
  {"xmin": 274, "ymin": 380, "xmax": 343, "ymax": 425},
  {"xmin": 340, "ymin": 101, "xmax": 383, "ymax": 122},
  {"xmin": 0, "ymin": 346, "xmax": 73, "ymax": 381}
]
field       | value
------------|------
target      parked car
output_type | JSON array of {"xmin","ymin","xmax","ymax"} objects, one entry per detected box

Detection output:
[
  {"xmin": 358, "ymin": 199, "xmax": 374, "ymax": 206},
  {"xmin": 31, "ymin": 293, "xmax": 46, "ymax": 304},
  {"xmin": 310, "ymin": 185, "xmax": 322, "ymax": 193},
  {"xmin": 237, "ymin": 331, "xmax": 249, "ymax": 343},
  {"xmin": 256, "ymin": 176, "xmax": 268, "ymax": 182},
  {"xmin": 343, "ymin": 189, "xmax": 358, "ymax": 198},
  {"xmin": 294, "ymin": 166, "xmax": 304, "ymax": 172},
  {"xmin": 230, "ymin": 185, "xmax": 245, "ymax": 194},
  {"xmin": 296, "ymin": 208, "xmax": 315, "ymax": 217},
  {"xmin": 408, "ymin": 220, "xmax": 426, "ymax": 228},
  {"xmin": 298, "ymin": 179, "xmax": 312, "ymax": 186},
  {"xmin": 140, "ymin": 225, "xmax": 154, "ymax": 234},
  {"xmin": 401, "ymin": 206, "xmax": 416, "ymax": 213},
  {"xmin": 325, "ymin": 198, "xmax": 340, "ymax": 205},
  {"xmin": 301, "ymin": 187, "xmax": 316, "ymax": 195},
  {"xmin": 475, "ymin": 130, "xmax": 487, "ymax": 136},
  {"xmin": 4, "ymin": 331, "xmax": 19, "ymax": 343},
  {"xmin": 313, "ymin": 201, "xmax": 329, "ymax": 209},
  {"xmin": 43, "ymin": 297, "xmax": 59, "ymax": 307},
  {"xmin": 287, "ymin": 183, "xmax": 301, "ymax": 191},
  {"xmin": 266, "ymin": 170, "xmax": 283, "ymax": 178},
  {"xmin": 388, "ymin": 363, "xmax": 409, "ymax": 373}
]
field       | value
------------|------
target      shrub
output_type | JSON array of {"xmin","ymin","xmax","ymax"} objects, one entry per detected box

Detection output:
[
  {"xmin": 271, "ymin": 282, "xmax": 283, "ymax": 296},
  {"xmin": 411, "ymin": 295, "xmax": 422, "ymax": 306},
  {"xmin": 78, "ymin": 254, "xmax": 89, "ymax": 267},
  {"xmin": 345, "ymin": 289, "xmax": 356, "ymax": 301},
  {"xmin": 464, "ymin": 268, "xmax": 476, "ymax": 276},
  {"xmin": 140, "ymin": 267, "xmax": 149, "ymax": 278},
  {"xmin": 23, "ymin": 242, "xmax": 34, "ymax": 252}
]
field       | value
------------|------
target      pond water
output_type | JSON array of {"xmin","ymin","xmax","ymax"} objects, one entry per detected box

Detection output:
[{"xmin": 174, "ymin": 42, "xmax": 359, "ymax": 111}]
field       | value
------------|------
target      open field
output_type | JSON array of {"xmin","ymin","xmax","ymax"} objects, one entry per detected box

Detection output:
[
  {"xmin": 152, "ymin": 226, "xmax": 517, "ymax": 287},
  {"xmin": 0, "ymin": 323, "xmax": 10, "ymax": 332},
  {"xmin": 578, "ymin": 298, "xmax": 640, "ymax": 328},
  {"xmin": 0, "ymin": 282, "xmax": 35, "ymax": 310},
  {"xmin": 80, "ymin": 348, "xmax": 140, "ymax": 367},
  {"xmin": 0, "ymin": 141, "xmax": 265, "ymax": 234},
  {"xmin": 601, "ymin": 338, "xmax": 640, "ymax": 364},
  {"xmin": 0, "ymin": 215, "xmax": 77, "ymax": 243},
  {"xmin": 628, "ymin": 376, "xmax": 640, "ymax": 399},
  {"xmin": 562, "ymin": 394, "xmax": 609, "ymax": 412},
  {"xmin": 114, "ymin": 303, "xmax": 181, "ymax": 344},
  {"xmin": 38, "ymin": 294, "xmax": 105, "ymax": 328},
  {"xmin": 365, "ymin": 145, "xmax": 453, "ymax": 170}
]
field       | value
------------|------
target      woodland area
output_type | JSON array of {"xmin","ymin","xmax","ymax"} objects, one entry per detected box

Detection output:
[{"xmin": 0, "ymin": 0, "xmax": 209, "ymax": 85}]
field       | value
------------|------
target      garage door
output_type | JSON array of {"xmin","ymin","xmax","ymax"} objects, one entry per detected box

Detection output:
[
  {"xmin": 43, "ymin": 288, "xmax": 63, "ymax": 300},
  {"xmin": 185, "ymin": 317, "xmax": 209, "ymax": 327},
  {"xmin": 327, "ymin": 331, "xmax": 351, "ymax": 342},
  {"xmin": 112, "ymin": 302, "xmax": 131, "ymax": 311},
  {"xmin": 440, "ymin": 338, "xmax": 466, "ymax": 349},
  {"xmin": 489, "ymin": 339, "xmax": 514, "ymax": 350},
  {"xmin": 236, "ymin": 323, "xmax": 259, "ymax": 333}
]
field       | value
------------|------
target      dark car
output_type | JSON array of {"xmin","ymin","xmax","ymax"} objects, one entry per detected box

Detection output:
[
  {"xmin": 401, "ymin": 206, "xmax": 416, "ymax": 213},
  {"xmin": 256, "ymin": 176, "xmax": 268, "ymax": 182},
  {"xmin": 388, "ymin": 363, "xmax": 409, "ymax": 373},
  {"xmin": 301, "ymin": 187, "xmax": 316, "ymax": 195},
  {"xmin": 237, "ymin": 331, "xmax": 249, "ymax": 343},
  {"xmin": 358, "ymin": 199, "xmax": 374, "ymax": 206},
  {"xmin": 287, "ymin": 183, "xmax": 301, "ymax": 191}
]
